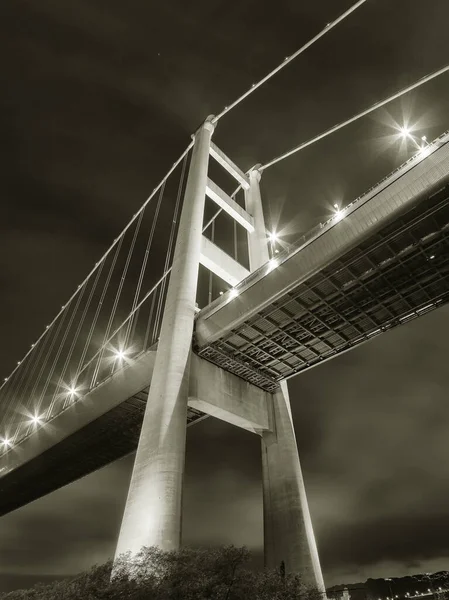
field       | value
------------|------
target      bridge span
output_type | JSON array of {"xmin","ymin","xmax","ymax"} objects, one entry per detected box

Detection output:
[{"xmin": 1, "ymin": 124, "xmax": 448, "ymax": 590}]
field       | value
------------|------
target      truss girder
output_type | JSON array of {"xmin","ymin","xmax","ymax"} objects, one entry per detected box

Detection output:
[{"xmin": 196, "ymin": 185, "xmax": 449, "ymax": 391}]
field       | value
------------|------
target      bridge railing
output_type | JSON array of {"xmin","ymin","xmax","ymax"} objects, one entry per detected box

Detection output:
[{"xmin": 199, "ymin": 130, "xmax": 449, "ymax": 319}]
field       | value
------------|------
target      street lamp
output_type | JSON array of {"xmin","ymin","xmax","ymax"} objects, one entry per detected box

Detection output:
[{"xmin": 31, "ymin": 414, "xmax": 42, "ymax": 426}]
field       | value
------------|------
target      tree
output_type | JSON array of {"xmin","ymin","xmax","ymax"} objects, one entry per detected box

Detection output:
[{"xmin": 0, "ymin": 546, "xmax": 322, "ymax": 600}]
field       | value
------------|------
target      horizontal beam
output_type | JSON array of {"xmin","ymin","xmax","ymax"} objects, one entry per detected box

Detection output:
[
  {"xmin": 200, "ymin": 236, "xmax": 250, "ymax": 287},
  {"xmin": 188, "ymin": 354, "xmax": 270, "ymax": 434},
  {"xmin": 210, "ymin": 142, "xmax": 250, "ymax": 190},
  {"xmin": 206, "ymin": 178, "xmax": 254, "ymax": 232}
]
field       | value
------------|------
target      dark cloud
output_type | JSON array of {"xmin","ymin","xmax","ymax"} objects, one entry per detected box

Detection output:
[
  {"xmin": 290, "ymin": 306, "xmax": 449, "ymax": 581},
  {"xmin": 1, "ymin": 0, "xmax": 449, "ymax": 591}
]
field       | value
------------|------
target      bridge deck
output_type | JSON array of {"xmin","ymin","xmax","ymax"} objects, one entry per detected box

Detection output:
[
  {"xmin": 0, "ymin": 351, "xmax": 205, "ymax": 516},
  {"xmin": 195, "ymin": 135, "xmax": 449, "ymax": 391},
  {"xmin": 2, "ymin": 134, "xmax": 449, "ymax": 516}
]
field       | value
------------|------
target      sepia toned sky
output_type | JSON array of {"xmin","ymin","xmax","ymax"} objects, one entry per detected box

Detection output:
[{"xmin": 1, "ymin": 0, "xmax": 449, "ymax": 592}]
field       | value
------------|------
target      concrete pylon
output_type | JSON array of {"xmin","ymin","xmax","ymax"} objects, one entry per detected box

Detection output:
[
  {"xmin": 114, "ymin": 116, "xmax": 214, "ymax": 559},
  {"xmin": 245, "ymin": 167, "xmax": 326, "ymax": 592}
]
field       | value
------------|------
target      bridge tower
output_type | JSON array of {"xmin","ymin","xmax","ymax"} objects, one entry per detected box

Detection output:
[{"xmin": 115, "ymin": 117, "xmax": 325, "ymax": 591}]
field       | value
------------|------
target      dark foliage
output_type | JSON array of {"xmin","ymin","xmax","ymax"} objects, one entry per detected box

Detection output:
[{"xmin": 0, "ymin": 546, "xmax": 322, "ymax": 600}]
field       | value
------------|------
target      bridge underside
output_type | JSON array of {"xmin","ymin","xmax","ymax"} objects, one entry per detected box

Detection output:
[
  {"xmin": 2, "ymin": 141, "xmax": 449, "ymax": 519},
  {"xmin": 197, "ymin": 183, "xmax": 449, "ymax": 391},
  {"xmin": 0, "ymin": 391, "xmax": 204, "ymax": 517}
]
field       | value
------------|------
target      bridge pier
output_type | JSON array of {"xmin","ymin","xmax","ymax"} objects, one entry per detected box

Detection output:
[
  {"xmin": 114, "ymin": 130, "xmax": 325, "ymax": 592},
  {"xmin": 246, "ymin": 167, "xmax": 325, "ymax": 589},
  {"xmin": 262, "ymin": 382, "xmax": 325, "ymax": 590},
  {"xmin": 114, "ymin": 117, "xmax": 215, "ymax": 558}
]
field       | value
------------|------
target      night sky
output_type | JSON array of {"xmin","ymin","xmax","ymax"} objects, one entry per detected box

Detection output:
[{"xmin": 1, "ymin": 0, "xmax": 449, "ymax": 592}]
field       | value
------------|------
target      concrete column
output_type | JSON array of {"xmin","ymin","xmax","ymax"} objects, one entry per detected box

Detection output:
[
  {"xmin": 244, "ymin": 165, "xmax": 270, "ymax": 270},
  {"xmin": 246, "ymin": 168, "xmax": 325, "ymax": 590},
  {"xmin": 262, "ymin": 382, "xmax": 325, "ymax": 591},
  {"xmin": 115, "ymin": 117, "xmax": 214, "ymax": 559}
]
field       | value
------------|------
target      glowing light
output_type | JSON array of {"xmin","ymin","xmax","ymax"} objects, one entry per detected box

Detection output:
[
  {"xmin": 31, "ymin": 414, "xmax": 43, "ymax": 426},
  {"xmin": 422, "ymin": 135, "xmax": 427, "ymax": 141},
  {"xmin": 417, "ymin": 144, "xmax": 431, "ymax": 158},
  {"xmin": 219, "ymin": 291, "xmax": 224, "ymax": 296},
  {"xmin": 399, "ymin": 126, "xmax": 412, "ymax": 138},
  {"xmin": 268, "ymin": 231, "xmax": 278, "ymax": 243},
  {"xmin": 229, "ymin": 288, "xmax": 239, "ymax": 299},
  {"xmin": 1, "ymin": 438, "xmax": 11, "ymax": 448},
  {"xmin": 333, "ymin": 204, "xmax": 345, "ymax": 221},
  {"xmin": 67, "ymin": 386, "xmax": 79, "ymax": 399},
  {"xmin": 114, "ymin": 349, "xmax": 127, "ymax": 360},
  {"xmin": 268, "ymin": 258, "xmax": 278, "ymax": 270},
  {"xmin": 429, "ymin": 255, "xmax": 435, "ymax": 260}
]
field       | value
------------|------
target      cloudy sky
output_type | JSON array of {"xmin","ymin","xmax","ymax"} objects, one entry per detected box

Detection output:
[{"xmin": 1, "ymin": 0, "xmax": 449, "ymax": 592}]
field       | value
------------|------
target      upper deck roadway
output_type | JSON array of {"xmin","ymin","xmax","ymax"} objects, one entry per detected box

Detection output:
[{"xmin": 1, "ymin": 132, "xmax": 449, "ymax": 516}]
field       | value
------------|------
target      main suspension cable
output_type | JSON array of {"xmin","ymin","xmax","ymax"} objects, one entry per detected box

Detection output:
[
  {"xmin": 212, "ymin": 0, "xmax": 368, "ymax": 123},
  {"xmin": 260, "ymin": 64, "xmax": 449, "ymax": 171}
]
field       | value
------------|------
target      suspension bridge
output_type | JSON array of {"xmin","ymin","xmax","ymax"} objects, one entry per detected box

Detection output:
[{"xmin": 1, "ymin": 0, "xmax": 449, "ymax": 591}]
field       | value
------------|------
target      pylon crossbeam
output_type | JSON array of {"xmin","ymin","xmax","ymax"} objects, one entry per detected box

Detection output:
[
  {"xmin": 209, "ymin": 142, "xmax": 250, "ymax": 189},
  {"xmin": 206, "ymin": 178, "xmax": 254, "ymax": 232},
  {"xmin": 200, "ymin": 236, "xmax": 250, "ymax": 287}
]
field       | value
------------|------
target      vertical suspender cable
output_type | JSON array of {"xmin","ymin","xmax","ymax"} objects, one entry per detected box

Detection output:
[
  {"xmin": 142, "ymin": 293, "xmax": 157, "ymax": 351},
  {"xmin": 12, "ymin": 316, "xmax": 65, "ymax": 441},
  {"xmin": 153, "ymin": 155, "xmax": 187, "ymax": 340},
  {"xmin": 149, "ymin": 182, "xmax": 169, "ymax": 341},
  {"xmin": 208, "ymin": 219, "xmax": 215, "ymax": 305},
  {"xmin": 84, "ymin": 236, "xmax": 123, "ymax": 389},
  {"xmin": 90, "ymin": 213, "xmax": 143, "ymax": 386},
  {"xmin": 44, "ymin": 288, "xmax": 86, "ymax": 415},
  {"xmin": 124, "ymin": 176, "xmax": 166, "ymax": 348},
  {"xmin": 0, "ymin": 142, "xmax": 194, "ymax": 400},
  {"xmin": 131, "ymin": 180, "xmax": 166, "ymax": 351},
  {"xmin": 27, "ymin": 314, "xmax": 67, "ymax": 413},
  {"xmin": 10, "ymin": 330, "xmax": 52, "ymax": 442},
  {"xmin": 233, "ymin": 219, "xmax": 238, "ymax": 262},
  {"xmin": 1, "ymin": 362, "xmax": 31, "ymax": 435},
  {"xmin": 72, "ymin": 259, "xmax": 106, "ymax": 387},
  {"xmin": 35, "ymin": 286, "xmax": 87, "ymax": 418},
  {"xmin": 47, "ymin": 260, "xmax": 104, "ymax": 416}
]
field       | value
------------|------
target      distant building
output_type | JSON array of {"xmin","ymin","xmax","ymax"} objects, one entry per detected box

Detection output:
[
  {"xmin": 328, "ymin": 586, "xmax": 356, "ymax": 600},
  {"xmin": 327, "ymin": 572, "xmax": 449, "ymax": 600}
]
